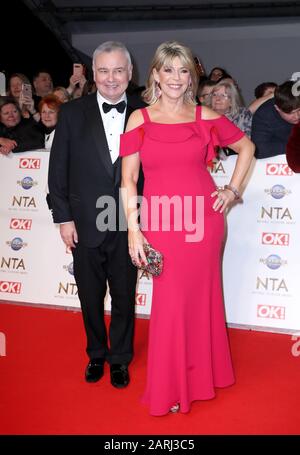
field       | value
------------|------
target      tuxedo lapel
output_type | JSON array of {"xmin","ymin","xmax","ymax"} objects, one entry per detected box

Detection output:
[
  {"xmin": 124, "ymin": 104, "xmax": 134, "ymax": 128},
  {"xmin": 113, "ymin": 103, "xmax": 135, "ymax": 186},
  {"xmin": 86, "ymin": 94, "xmax": 114, "ymax": 180}
]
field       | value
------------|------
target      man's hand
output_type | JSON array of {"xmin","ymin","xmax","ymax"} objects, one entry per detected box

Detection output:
[{"xmin": 59, "ymin": 221, "xmax": 78, "ymax": 251}]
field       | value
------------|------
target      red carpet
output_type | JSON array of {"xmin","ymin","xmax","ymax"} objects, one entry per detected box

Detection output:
[{"xmin": 0, "ymin": 301, "xmax": 299, "ymax": 435}]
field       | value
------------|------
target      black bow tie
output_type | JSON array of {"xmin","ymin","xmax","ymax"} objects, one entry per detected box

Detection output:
[{"xmin": 102, "ymin": 100, "xmax": 126, "ymax": 114}]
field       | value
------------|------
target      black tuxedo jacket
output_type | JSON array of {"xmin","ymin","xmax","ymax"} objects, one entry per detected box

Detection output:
[{"xmin": 48, "ymin": 92, "xmax": 145, "ymax": 247}]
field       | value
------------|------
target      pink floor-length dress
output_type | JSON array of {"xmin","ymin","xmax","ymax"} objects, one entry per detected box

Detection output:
[{"xmin": 120, "ymin": 105, "xmax": 244, "ymax": 416}]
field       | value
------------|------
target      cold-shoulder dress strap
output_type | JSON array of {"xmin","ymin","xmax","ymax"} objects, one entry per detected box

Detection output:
[
  {"xmin": 196, "ymin": 104, "xmax": 202, "ymax": 121},
  {"xmin": 141, "ymin": 107, "xmax": 151, "ymax": 123},
  {"xmin": 119, "ymin": 123, "xmax": 145, "ymax": 157}
]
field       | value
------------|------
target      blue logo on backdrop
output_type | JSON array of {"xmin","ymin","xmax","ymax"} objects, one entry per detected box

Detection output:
[
  {"xmin": 266, "ymin": 254, "xmax": 283, "ymax": 270},
  {"xmin": 63, "ymin": 262, "xmax": 74, "ymax": 275},
  {"xmin": 260, "ymin": 254, "xmax": 287, "ymax": 270},
  {"xmin": 6, "ymin": 237, "xmax": 27, "ymax": 250},
  {"xmin": 21, "ymin": 176, "xmax": 34, "ymax": 190},
  {"xmin": 68, "ymin": 262, "xmax": 74, "ymax": 276},
  {"xmin": 265, "ymin": 184, "xmax": 291, "ymax": 199},
  {"xmin": 10, "ymin": 237, "xmax": 24, "ymax": 251}
]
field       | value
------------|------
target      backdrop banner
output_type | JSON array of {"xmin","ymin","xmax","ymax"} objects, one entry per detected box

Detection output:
[{"xmin": 0, "ymin": 151, "xmax": 299, "ymax": 332}]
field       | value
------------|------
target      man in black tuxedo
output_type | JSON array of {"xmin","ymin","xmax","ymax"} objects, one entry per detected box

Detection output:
[{"xmin": 48, "ymin": 41, "xmax": 144, "ymax": 388}]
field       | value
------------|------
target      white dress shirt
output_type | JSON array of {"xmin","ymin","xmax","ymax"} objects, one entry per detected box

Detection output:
[
  {"xmin": 45, "ymin": 129, "xmax": 55, "ymax": 150},
  {"xmin": 97, "ymin": 92, "xmax": 127, "ymax": 164},
  {"xmin": 60, "ymin": 93, "xmax": 127, "ymax": 225}
]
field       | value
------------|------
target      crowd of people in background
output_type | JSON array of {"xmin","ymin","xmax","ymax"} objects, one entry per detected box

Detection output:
[
  {"xmin": 1, "ymin": 56, "xmax": 300, "ymax": 169},
  {"xmin": 0, "ymin": 40, "xmax": 299, "ymax": 418},
  {"xmin": 0, "ymin": 68, "xmax": 96, "ymax": 155}
]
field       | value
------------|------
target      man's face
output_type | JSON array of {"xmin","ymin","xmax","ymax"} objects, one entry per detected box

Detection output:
[
  {"xmin": 93, "ymin": 50, "xmax": 132, "ymax": 102},
  {"xmin": 275, "ymin": 105, "xmax": 300, "ymax": 125},
  {"xmin": 34, "ymin": 72, "xmax": 53, "ymax": 96}
]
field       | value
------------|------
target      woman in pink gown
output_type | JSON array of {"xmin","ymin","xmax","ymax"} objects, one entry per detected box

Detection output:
[{"xmin": 120, "ymin": 42, "xmax": 255, "ymax": 416}]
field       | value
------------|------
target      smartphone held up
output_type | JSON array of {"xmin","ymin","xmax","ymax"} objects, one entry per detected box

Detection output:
[
  {"xmin": 21, "ymin": 83, "xmax": 32, "ymax": 99},
  {"xmin": 73, "ymin": 63, "xmax": 85, "ymax": 78}
]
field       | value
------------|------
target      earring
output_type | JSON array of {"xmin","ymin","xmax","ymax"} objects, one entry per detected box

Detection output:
[
  {"xmin": 186, "ymin": 82, "xmax": 194, "ymax": 102},
  {"xmin": 155, "ymin": 81, "xmax": 161, "ymax": 99}
]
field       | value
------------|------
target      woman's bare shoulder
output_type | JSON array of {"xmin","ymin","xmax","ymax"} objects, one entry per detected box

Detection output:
[
  {"xmin": 126, "ymin": 109, "xmax": 145, "ymax": 132},
  {"xmin": 201, "ymin": 105, "xmax": 221, "ymax": 120}
]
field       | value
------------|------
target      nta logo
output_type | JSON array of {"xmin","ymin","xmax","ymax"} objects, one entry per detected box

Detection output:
[
  {"xmin": 260, "ymin": 207, "xmax": 292, "ymax": 220},
  {"xmin": 58, "ymin": 282, "xmax": 78, "ymax": 295},
  {"xmin": 210, "ymin": 161, "xmax": 226, "ymax": 174},
  {"xmin": 256, "ymin": 277, "xmax": 288, "ymax": 292},
  {"xmin": 12, "ymin": 196, "xmax": 36, "ymax": 208},
  {"xmin": 1, "ymin": 257, "xmax": 25, "ymax": 271}
]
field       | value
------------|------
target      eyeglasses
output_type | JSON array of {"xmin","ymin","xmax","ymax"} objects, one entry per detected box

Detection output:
[
  {"xmin": 211, "ymin": 93, "xmax": 230, "ymax": 99},
  {"xmin": 201, "ymin": 93, "xmax": 211, "ymax": 98}
]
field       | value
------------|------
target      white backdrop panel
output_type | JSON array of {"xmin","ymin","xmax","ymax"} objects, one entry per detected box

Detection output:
[{"xmin": 0, "ymin": 151, "xmax": 299, "ymax": 332}]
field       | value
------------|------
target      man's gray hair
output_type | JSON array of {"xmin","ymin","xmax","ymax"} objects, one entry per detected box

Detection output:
[{"xmin": 92, "ymin": 41, "xmax": 132, "ymax": 68}]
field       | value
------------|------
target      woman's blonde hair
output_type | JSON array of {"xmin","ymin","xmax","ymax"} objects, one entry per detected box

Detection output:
[{"xmin": 143, "ymin": 41, "xmax": 199, "ymax": 105}]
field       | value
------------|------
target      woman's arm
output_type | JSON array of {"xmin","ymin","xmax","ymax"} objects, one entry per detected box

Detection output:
[
  {"xmin": 212, "ymin": 135, "xmax": 255, "ymax": 212},
  {"xmin": 248, "ymin": 94, "xmax": 273, "ymax": 114},
  {"xmin": 121, "ymin": 110, "xmax": 148, "ymax": 266}
]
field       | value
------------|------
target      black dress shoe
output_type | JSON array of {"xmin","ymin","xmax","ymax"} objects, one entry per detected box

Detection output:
[
  {"xmin": 85, "ymin": 358, "xmax": 104, "ymax": 383},
  {"xmin": 110, "ymin": 364, "xmax": 130, "ymax": 389}
]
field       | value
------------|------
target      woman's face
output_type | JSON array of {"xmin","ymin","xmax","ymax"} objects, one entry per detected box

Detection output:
[
  {"xmin": 210, "ymin": 68, "xmax": 224, "ymax": 82},
  {"xmin": 53, "ymin": 89, "xmax": 68, "ymax": 103},
  {"xmin": 211, "ymin": 86, "xmax": 231, "ymax": 114},
  {"xmin": 154, "ymin": 56, "xmax": 191, "ymax": 101},
  {"xmin": 0, "ymin": 103, "xmax": 21, "ymax": 127},
  {"xmin": 41, "ymin": 104, "xmax": 58, "ymax": 128},
  {"xmin": 10, "ymin": 76, "xmax": 23, "ymax": 99},
  {"xmin": 198, "ymin": 85, "xmax": 214, "ymax": 106}
]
